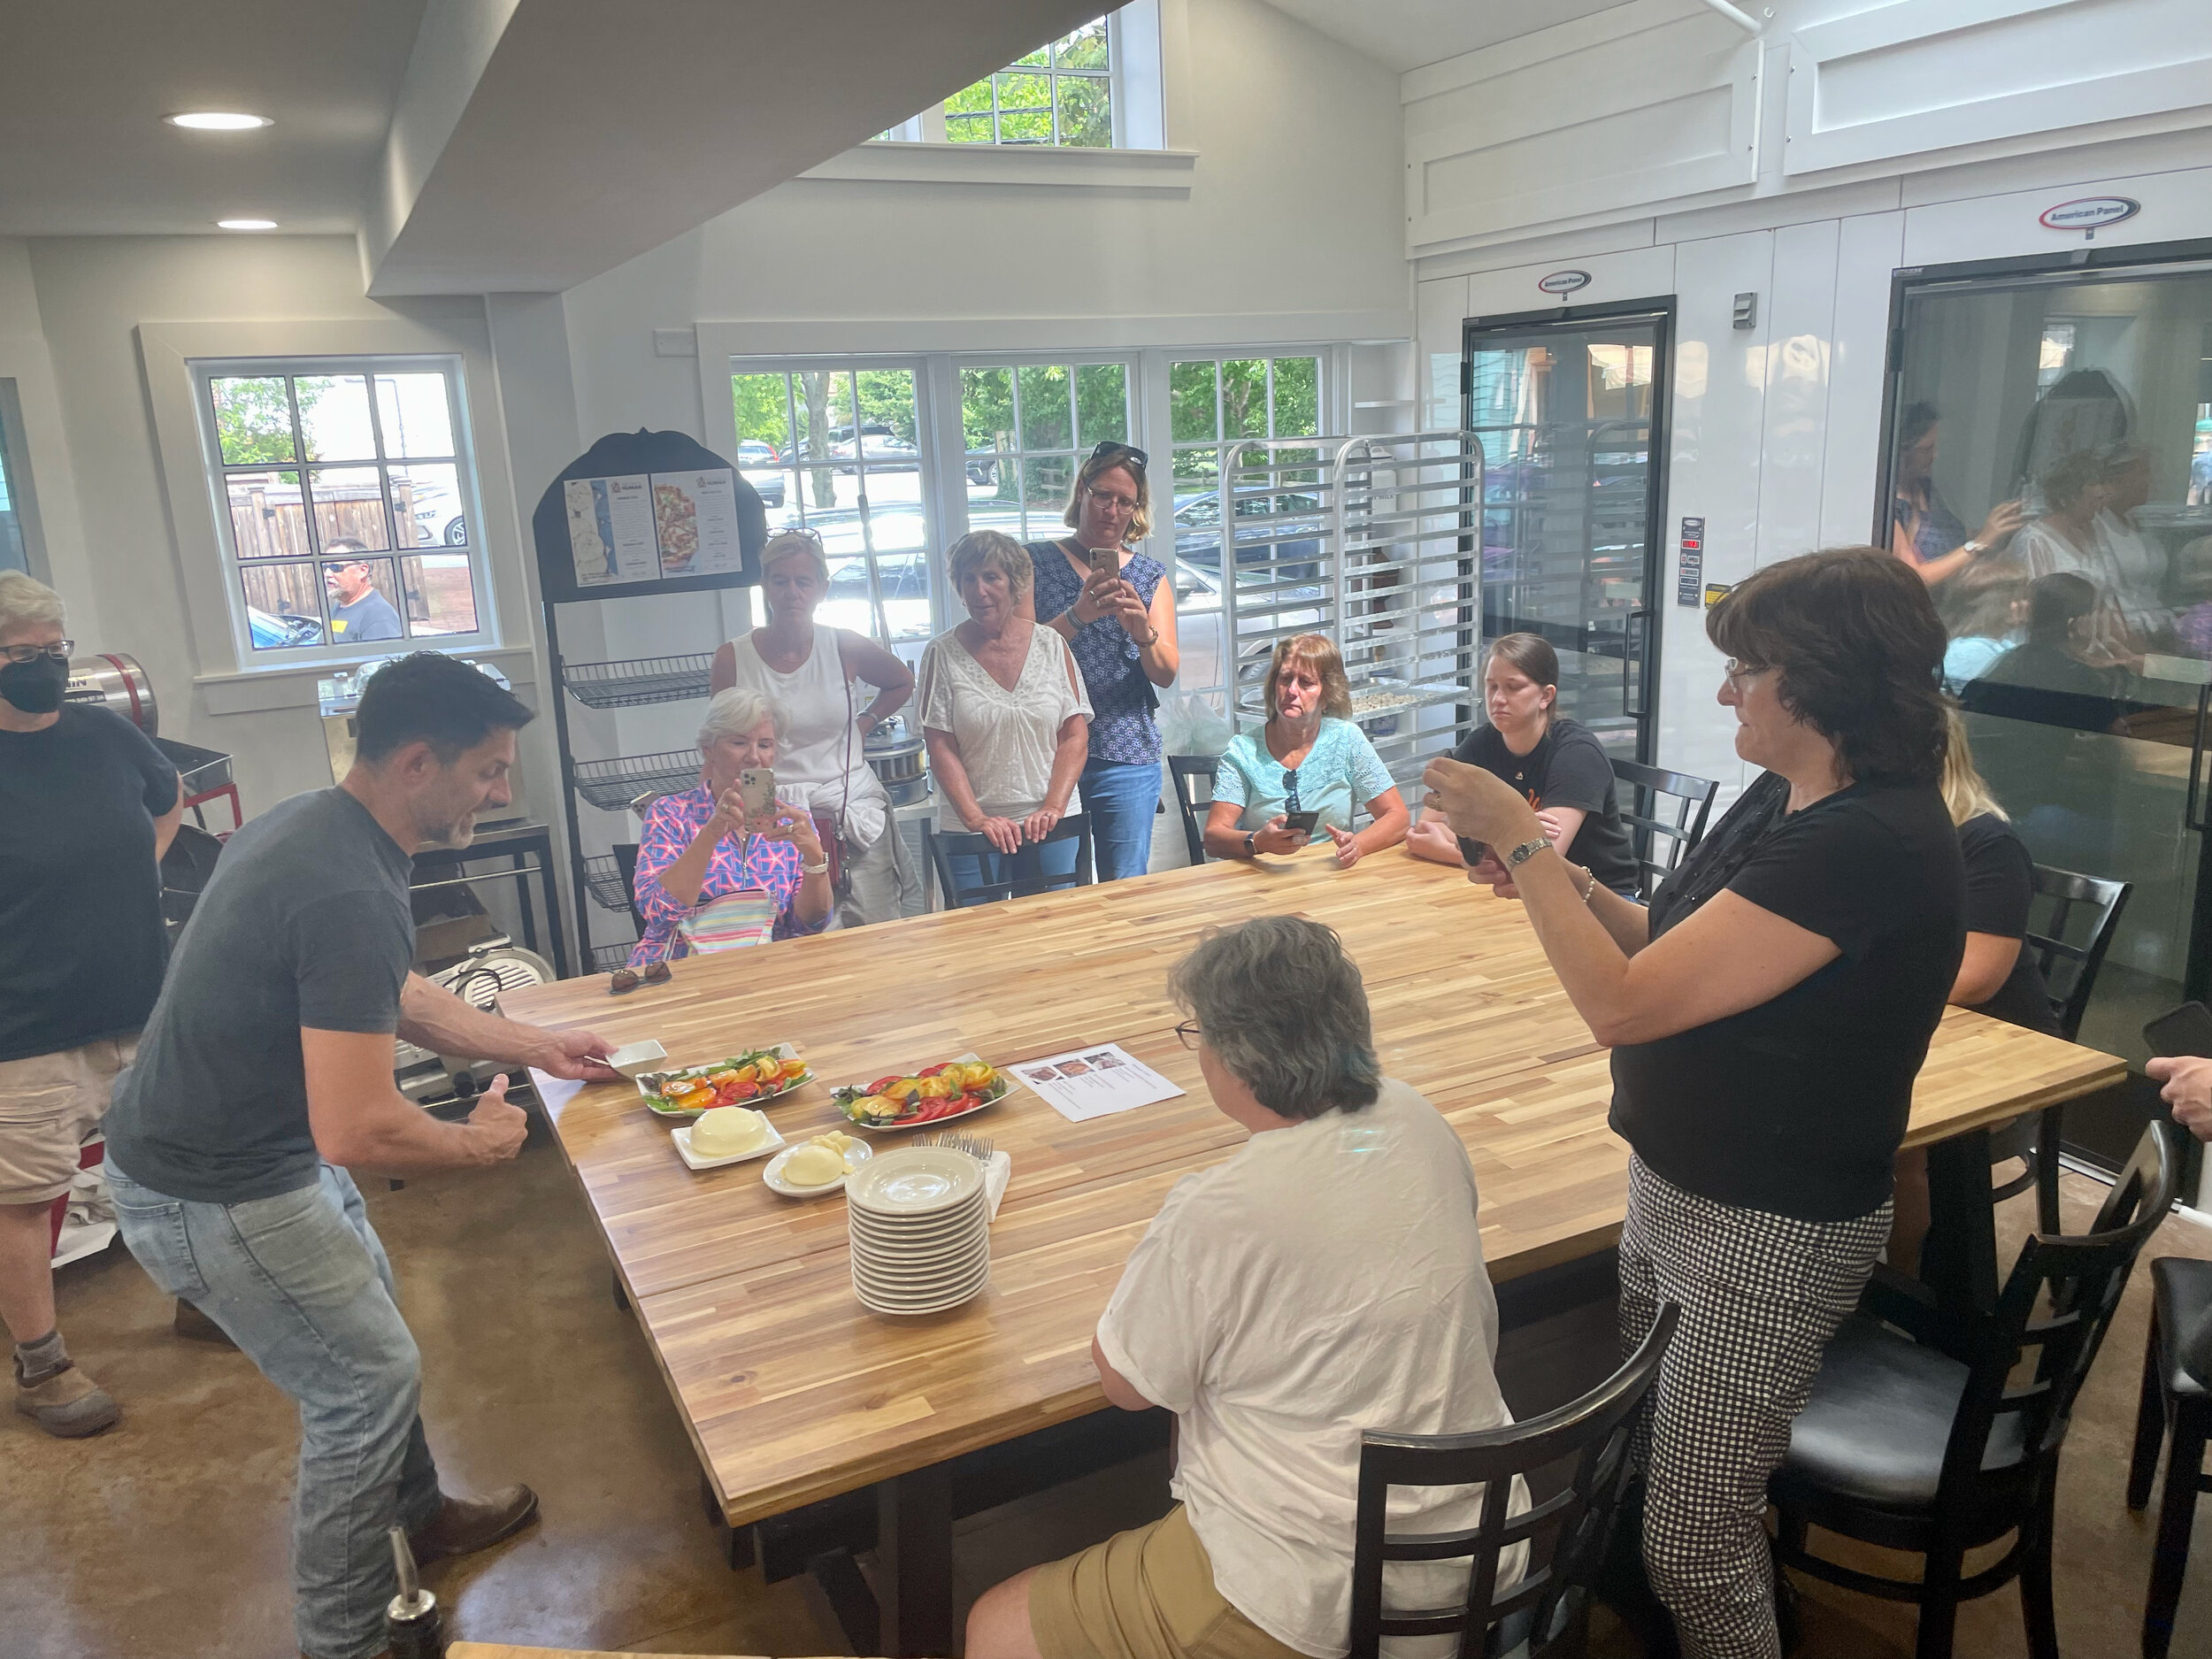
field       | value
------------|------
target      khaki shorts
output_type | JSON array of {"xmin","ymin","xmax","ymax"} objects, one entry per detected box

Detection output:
[
  {"xmin": 1030, "ymin": 1505, "xmax": 1315, "ymax": 1659},
  {"xmin": 0, "ymin": 1038, "xmax": 135, "ymax": 1207}
]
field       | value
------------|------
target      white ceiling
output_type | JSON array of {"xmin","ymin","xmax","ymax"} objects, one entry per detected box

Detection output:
[
  {"xmin": 1256, "ymin": 0, "xmax": 1637, "ymax": 73},
  {"xmin": 0, "ymin": 0, "xmax": 426, "ymax": 237}
]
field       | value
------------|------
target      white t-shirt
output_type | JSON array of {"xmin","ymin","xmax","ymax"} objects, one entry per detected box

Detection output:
[
  {"xmin": 915, "ymin": 624, "xmax": 1091, "ymax": 826},
  {"xmin": 1095, "ymin": 1079, "xmax": 1518, "ymax": 1659}
]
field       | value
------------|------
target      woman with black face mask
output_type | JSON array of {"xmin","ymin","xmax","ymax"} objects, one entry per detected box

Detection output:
[{"xmin": 0, "ymin": 572, "xmax": 182, "ymax": 1438}]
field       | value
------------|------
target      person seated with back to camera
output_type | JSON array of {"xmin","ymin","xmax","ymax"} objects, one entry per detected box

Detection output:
[
  {"xmin": 628, "ymin": 687, "xmax": 833, "ymax": 966},
  {"xmin": 964, "ymin": 914, "xmax": 1519, "ymax": 1659},
  {"xmin": 1406, "ymin": 632, "xmax": 1640, "ymax": 898},
  {"xmin": 1203, "ymin": 634, "xmax": 1409, "ymax": 867}
]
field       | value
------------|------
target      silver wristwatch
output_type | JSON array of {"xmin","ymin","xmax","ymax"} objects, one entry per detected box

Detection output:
[{"xmin": 1503, "ymin": 836, "xmax": 1551, "ymax": 869}]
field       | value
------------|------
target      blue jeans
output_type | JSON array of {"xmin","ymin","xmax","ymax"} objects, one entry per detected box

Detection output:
[
  {"xmin": 107, "ymin": 1156, "xmax": 442, "ymax": 1659},
  {"xmin": 1078, "ymin": 756, "xmax": 1163, "ymax": 881}
]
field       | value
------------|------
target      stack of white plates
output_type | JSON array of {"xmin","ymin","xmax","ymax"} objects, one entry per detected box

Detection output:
[{"xmin": 848, "ymin": 1147, "xmax": 990, "ymax": 1316}]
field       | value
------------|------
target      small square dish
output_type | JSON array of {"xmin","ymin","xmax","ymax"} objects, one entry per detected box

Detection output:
[
  {"xmin": 608, "ymin": 1040, "xmax": 668, "ymax": 1079},
  {"xmin": 671, "ymin": 1118, "xmax": 787, "ymax": 1171}
]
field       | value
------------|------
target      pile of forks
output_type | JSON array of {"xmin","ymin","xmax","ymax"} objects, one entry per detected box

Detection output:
[{"xmin": 920, "ymin": 1130, "xmax": 995, "ymax": 1164}]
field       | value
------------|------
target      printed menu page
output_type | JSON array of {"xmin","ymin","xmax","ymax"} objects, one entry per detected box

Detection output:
[
  {"xmin": 1012, "ymin": 1043, "xmax": 1185, "ymax": 1124},
  {"xmin": 650, "ymin": 469, "xmax": 744, "ymax": 577},
  {"xmin": 564, "ymin": 474, "xmax": 658, "ymax": 588}
]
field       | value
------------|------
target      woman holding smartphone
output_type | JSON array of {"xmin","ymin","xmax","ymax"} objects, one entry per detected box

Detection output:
[
  {"xmin": 1029, "ymin": 442, "xmax": 1179, "ymax": 881},
  {"xmin": 628, "ymin": 687, "xmax": 833, "ymax": 965},
  {"xmin": 1407, "ymin": 634, "xmax": 1640, "ymax": 897},
  {"xmin": 1204, "ymin": 634, "xmax": 1408, "ymax": 866}
]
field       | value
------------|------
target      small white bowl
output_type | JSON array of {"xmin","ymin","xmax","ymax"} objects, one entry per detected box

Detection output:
[{"xmin": 607, "ymin": 1040, "xmax": 668, "ymax": 1079}]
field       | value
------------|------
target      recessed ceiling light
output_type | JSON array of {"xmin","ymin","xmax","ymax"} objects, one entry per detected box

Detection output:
[
  {"xmin": 165, "ymin": 111, "xmax": 273, "ymax": 131},
  {"xmin": 216, "ymin": 219, "xmax": 279, "ymax": 231}
]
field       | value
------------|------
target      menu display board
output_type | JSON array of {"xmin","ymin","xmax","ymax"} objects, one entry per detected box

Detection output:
[{"xmin": 531, "ymin": 429, "xmax": 765, "ymax": 603}]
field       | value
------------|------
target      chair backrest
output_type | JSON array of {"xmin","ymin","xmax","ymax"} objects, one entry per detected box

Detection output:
[
  {"xmin": 927, "ymin": 813, "xmax": 1095, "ymax": 908},
  {"xmin": 2023, "ymin": 864, "xmax": 2131, "ymax": 1042},
  {"xmin": 1166, "ymin": 755, "xmax": 1217, "ymax": 867},
  {"xmin": 611, "ymin": 841, "xmax": 645, "ymax": 933},
  {"xmin": 1609, "ymin": 758, "xmax": 1717, "ymax": 895},
  {"xmin": 1347, "ymin": 1304, "xmax": 1679, "ymax": 1659},
  {"xmin": 1939, "ymin": 1121, "xmax": 2176, "ymax": 1505}
]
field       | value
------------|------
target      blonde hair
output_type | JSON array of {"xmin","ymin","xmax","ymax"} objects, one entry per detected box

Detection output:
[
  {"xmin": 1939, "ymin": 705, "xmax": 2007, "ymax": 826},
  {"xmin": 1264, "ymin": 633, "xmax": 1353, "ymax": 721},
  {"xmin": 760, "ymin": 529, "xmax": 830, "ymax": 586},
  {"xmin": 0, "ymin": 571, "xmax": 65, "ymax": 639},
  {"xmin": 1062, "ymin": 449, "xmax": 1153, "ymax": 543},
  {"xmin": 947, "ymin": 530, "xmax": 1033, "ymax": 599}
]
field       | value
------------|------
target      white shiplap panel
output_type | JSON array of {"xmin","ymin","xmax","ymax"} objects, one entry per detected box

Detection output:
[
  {"xmin": 1404, "ymin": 3, "xmax": 1761, "ymax": 255},
  {"xmin": 1784, "ymin": 0, "xmax": 2212, "ymax": 177}
]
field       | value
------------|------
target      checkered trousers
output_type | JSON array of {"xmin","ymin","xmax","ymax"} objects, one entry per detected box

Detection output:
[{"xmin": 1617, "ymin": 1155, "xmax": 1892, "ymax": 1659}]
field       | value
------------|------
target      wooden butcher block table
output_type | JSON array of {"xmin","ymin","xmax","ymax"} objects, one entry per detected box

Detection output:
[{"xmin": 503, "ymin": 853, "xmax": 2122, "ymax": 1655}]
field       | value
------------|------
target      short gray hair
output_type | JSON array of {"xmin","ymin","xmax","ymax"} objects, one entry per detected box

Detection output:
[
  {"xmin": 0, "ymin": 571, "xmax": 66, "ymax": 641},
  {"xmin": 947, "ymin": 530, "xmax": 1032, "ymax": 599},
  {"xmin": 1169, "ymin": 916, "xmax": 1381, "ymax": 1120},
  {"xmin": 697, "ymin": 686, "xmax": 787, "ymax": 749}
]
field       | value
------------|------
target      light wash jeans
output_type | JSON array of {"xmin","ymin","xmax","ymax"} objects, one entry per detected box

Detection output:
[
  {"xmin": 107, "ymin": 1156, "xmax": 442, "ymax": 1659},
  {"xmin": 1078, "ymin": 756, "xmax": 1164, "ymax": 881}
]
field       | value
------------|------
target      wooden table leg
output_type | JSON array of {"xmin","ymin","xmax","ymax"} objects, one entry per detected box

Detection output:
[
  {"xmin": 878, "ymin": 1464, "xmax": 956, "ymax": 1657},
  {"xmin": 1921, "ymin": 1127, "xmax": 2001, "ymax": 1319}
]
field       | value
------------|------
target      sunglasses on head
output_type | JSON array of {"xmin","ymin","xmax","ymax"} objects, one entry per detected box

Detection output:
[{"xmin": 1089, "ymin": 441, "xmax": 1148, "ymax": 469}]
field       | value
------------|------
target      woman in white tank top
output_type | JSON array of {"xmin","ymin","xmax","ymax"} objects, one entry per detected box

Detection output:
[{"xmin": 710, "ymin": 529, "xmax": 917, "ymax": 927}]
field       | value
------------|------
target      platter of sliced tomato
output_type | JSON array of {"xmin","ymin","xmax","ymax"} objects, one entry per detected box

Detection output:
[
  {"xmin": 640, "ymin": 1044, "xmax": 810, "ymax": 1123},
  {"xmin": 833, "ymin": 1057, "xmax": 1010, "ymax": 1130}
]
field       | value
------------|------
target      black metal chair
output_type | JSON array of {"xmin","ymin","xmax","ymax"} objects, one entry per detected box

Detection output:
[
  {"xmin": 926, "ymin": 813, "xmax": 1094, "ymax": 909},
  {"xmin": 1609, "ymin": 758, "xmax": 1717, "ymax": 902},
  {"xmin": 1166, "ymin": 755, "xmax": 1217, "ymax": 866},
  {"xmin": 1770, "ymin": 1121, "xmax": 2177, "ymax": 1659},
  {"xmin": 1347, "ymin": 1304, "xmax": 1679, "ymax": 1659},
  {"xmin": 611, "ymin": 841, "xmax": 645, "ymax": 934},
  {"xmin": 1986, "ymin": 864, "xmax": 2131, "ymax": 1234},
  {"xmin": 2126, "ymin": 1256, "xmax": 2212, "ymax": 1659}
]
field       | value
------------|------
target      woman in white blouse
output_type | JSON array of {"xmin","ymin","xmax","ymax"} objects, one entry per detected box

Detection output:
[{"xmin": 917, "ymin": 532, "xmax": 1091, "ymax": 895}]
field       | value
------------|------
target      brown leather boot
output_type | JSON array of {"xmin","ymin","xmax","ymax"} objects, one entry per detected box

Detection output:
[
  {"xmin": 13, "ymin": 1356, "xmax": 120, "ymax": 1438},
  {"xmin": 406, "ymin": 1482, "xmax": 539, "ymax": 1564}
]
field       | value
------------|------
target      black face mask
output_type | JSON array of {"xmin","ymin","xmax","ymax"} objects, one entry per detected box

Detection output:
[{"xmin": 0, "ymin": 656, "xmax": 68, "ymax": 715}]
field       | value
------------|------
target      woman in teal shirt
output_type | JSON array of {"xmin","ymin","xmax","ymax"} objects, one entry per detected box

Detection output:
[{"xmin": 1204, "ymin": 634, "xmax": 1409, "ymax": 866}]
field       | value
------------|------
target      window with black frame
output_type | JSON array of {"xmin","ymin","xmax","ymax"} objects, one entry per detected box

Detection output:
[{"xmin": 1886, "ymin": 252, "xmax": 2212, "ymax": 1102}]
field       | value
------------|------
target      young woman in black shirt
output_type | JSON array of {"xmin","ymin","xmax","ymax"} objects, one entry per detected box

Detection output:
[
  {"xmin": 1889, "ymin": 709, "xmax": 2056, "ymax": 1271},
  {"xmin": 1425, "ymin": 548, "xmax": 1964, "ymax": 1659},
  {"xmin": 1405, "ymin": 633, "xmax": 1640, "ymax": 895}
]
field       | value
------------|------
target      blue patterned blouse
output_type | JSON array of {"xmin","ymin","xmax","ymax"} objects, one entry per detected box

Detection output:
[
  {"xmin": 628, "ymin": 785, "xmax": 829, "ymax": 965},
  {"xmin": 1028, "ymin": 541, "xmax": 1166, "ymax": 766}
]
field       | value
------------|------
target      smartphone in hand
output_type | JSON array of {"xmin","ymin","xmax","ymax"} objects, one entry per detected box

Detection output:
[
  {"xmin": 1456, "ymin": 837, "xmax": 1490, "ymax": 870},
  {"xmin": 2145, "ymin": 1002, "xmax": 2212, "ymax": 1058},
  {"xmin": 1088, "ymin": 544, "xmax": 1118, "ymax": 576},
  {"xmin": 1283, "ymin": 809, "xmax": 1321, "ymax": 836},
  {"xmin": 737, "ymin": 767, "xmax": 777, "ymax": 820}
]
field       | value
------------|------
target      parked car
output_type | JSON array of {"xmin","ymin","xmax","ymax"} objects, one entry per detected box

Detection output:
[
  {"xmin": 827, "ymin": 423, "xmax": 919, "ymax": 472},
  {"xmin": 403, "ymin": 479, "xmax": 468, "ymax": 547},
  {"xmin": 738, "ymin": 440, "xmax": 786, "ymax": 509},
  {"xmin": 1172, "ymin": 488, "xmax": 1323, "ymax": 580},
  {"xmin": 249, "ymin": 605, "xmax": 324, "ymax": 649},
  {"xmin": 818, "ymin": 552, "xmax": 933, "ymax": 643}
]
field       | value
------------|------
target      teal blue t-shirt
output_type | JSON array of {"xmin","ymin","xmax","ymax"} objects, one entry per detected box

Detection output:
[{"xmin": 1211, "ymin": 718, "xmax": 1397, "ymax": 833}]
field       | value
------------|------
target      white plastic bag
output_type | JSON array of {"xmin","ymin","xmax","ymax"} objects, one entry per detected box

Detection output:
[{"xmin": 1159, "ymin": 694, "xmax": 1235, "ymax": 758}]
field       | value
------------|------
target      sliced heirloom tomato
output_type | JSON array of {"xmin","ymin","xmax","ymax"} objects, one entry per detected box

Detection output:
[{"xmin": 779, "ymin": 1058, "xmax": 808, "ymax": 1080}]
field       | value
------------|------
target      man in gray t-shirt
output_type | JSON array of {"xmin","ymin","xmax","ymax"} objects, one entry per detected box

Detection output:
[
  {"xmin": 324, "ymin": 553, "xmax": 403, "ymax": 642},
  {"xmin": 104, "ymin": 652, "xmax": 617, "ymax": 1659}
]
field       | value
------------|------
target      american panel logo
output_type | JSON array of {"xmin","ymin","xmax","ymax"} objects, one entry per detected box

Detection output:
[
  {"xmin": 1538, "ymin": 269, "xmax": 1592, "ymax": 296},
  {"xmin": 2039, "ymin": 196, "xmax": 2139, "ymax": 234}
]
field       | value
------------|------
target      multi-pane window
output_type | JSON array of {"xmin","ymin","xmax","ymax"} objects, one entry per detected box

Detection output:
[
  {"xmin": 731, "ymin": 366, "xmax": 935, "ymax": 655},
  {"xmin": 878, "ymin": 15, "xmax": 1117, "ymax": 148},
  {"xmin": 959, "ymin": 362, "xmax": 1132, "ymax": 546},
  {"xmin": 1167, "ymin": 355, "xmax": 1323, "ymax": 559},
  {"xmin": 200, "ymin": 360, "xmax": 482, "ymax": 653}
]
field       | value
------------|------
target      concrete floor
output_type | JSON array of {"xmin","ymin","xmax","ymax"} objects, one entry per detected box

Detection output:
[{"xmin": 4, "ymin": 1129, "xmax": 2210, "ymax": 1659}]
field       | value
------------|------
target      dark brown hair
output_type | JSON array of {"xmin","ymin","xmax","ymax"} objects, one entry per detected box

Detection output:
[
  {"xmin": 1707, "ymin": 547, "xmax": 1948, "ymax": 787},
  {"xmin": 1486, "ymin": 632, "xmax": 1559, "ymax": 691}
]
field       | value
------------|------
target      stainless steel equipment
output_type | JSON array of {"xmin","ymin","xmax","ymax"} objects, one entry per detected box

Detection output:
[
  {"xmin": 394, "ymin": 936, "xmax": 558, "ymax": 1106},
  {"xmin": 864, "ymin": 714, "xmax": 929, "ymax": 806},
  {"xmin": 319, "ymin": 657, "xmax": 530, "ymax": 824},
  {"xmin": 65, "ymin": 653, "xmax": 157, "ymax": 733}
]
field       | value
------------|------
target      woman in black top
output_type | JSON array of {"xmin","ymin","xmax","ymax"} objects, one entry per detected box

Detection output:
[
  {"xmin": 1406, "ymin": 633, "xmax": 1640, "ymax": 895},
  {"xmin": 1425, "ymin": 549, "xmax": 1964, "ymax": 1659},
  {"xmin": 1891, "ymin": 710, "xmax": 2056, "ymax": 1271}
]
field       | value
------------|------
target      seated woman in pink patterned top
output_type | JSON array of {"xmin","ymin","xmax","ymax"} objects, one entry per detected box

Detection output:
[{"xmin": 628, "ymin": 687, "xmax": 833, "ymax": 966}]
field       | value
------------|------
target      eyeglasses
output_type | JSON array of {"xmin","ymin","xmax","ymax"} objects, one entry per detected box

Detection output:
[
  {"xmin": 1722, "ymin": 659, "xmax": 1770, "ymax": 693},
  {"xmin": 1089, "ymin": 440, "xmax": 1148, "ymax": 469},
  {"xmin": 1086, "ymin": 486, "xmax": 1140, "ymax": 514},
  {"xmin": 766, "ymin": 525, "xmax": 825, "ymax": 545},
  {"xmin": 1, "ymin": 641, "xmax": 73, "ymax": 666},
  {"xmin": 1174, "ymin": 1020, "xmax": 1202, "ymax": 1050},
  {"xmin": 1281, "ymin": 766, "xmax": 1302, "ymax": 812}
]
